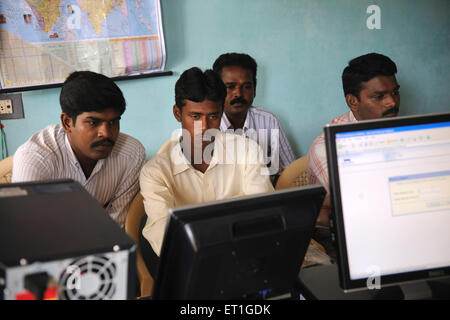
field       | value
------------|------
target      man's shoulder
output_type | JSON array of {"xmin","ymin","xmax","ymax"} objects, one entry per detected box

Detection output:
[
  {"xmin": 15, "ymin": 124, "xmax": 64, "ymax": 157},
  {"xmin": 115, "ymin": 132, "xmax": 145, "ymax": 150},
  {"xmin": 249, "ymin": 106, "xmax": 281, "ymax": 123},
  {"xmin": 141, "ymin": 138, "xmax": 179, "ymax": 170},
  {"xmin": 309, "ymin": 111, "xmax": 353, "ymax": 152},
  {"xmin": 111, "ymin": 132, "xmax": 146, "ymax": 162},
  {"xmin": 330, "ymin": 111, "xmax": 355, "ymax": 124},
  {"xmin": 308, "ymin": 131, "xmax": 326, "ymax": 156},
  {"xmin": 222, "ymin": 130, "xmax": 258, "ymax": 144},
  {"xmin": 220, "ymin": 131, "xmax": 262, "ymax": 156},
  {"xmin": 142, "ymin": 153, "xmax": 168, "ymax": 172}
]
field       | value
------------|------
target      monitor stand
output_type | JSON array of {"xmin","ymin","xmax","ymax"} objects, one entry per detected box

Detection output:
[
  {"xmin": 298, "ymin": 264, "xmax": 450, "ymax": 300},
  {"xmin": 374, "ymin": 281, "xmax": 431, "ymax": 300},
  {"xmin": 374, "ymin": 280, "xmax": 450, "ymax": 300}
]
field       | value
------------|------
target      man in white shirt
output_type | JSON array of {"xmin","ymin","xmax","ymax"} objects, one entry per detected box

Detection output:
[
  {"xmin": 140, "ymin": 67, "xmax": 274, "ymax": 260},
  {"xmin": 213, "ymin": 53, "xmax": 295, "ymax": 181},
  {"xmin": 12, "ymin": 71, "xmax": 146, "ymax": 226}
]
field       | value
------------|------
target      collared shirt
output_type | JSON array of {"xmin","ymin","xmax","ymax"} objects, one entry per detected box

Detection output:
[
  {"xmin": 307, "ymin": 111, "xmax": 357, "ymax": 191},
  {"xmin": 12, "ymin": 124, "xmax": 146, "ymax": 226},
  {"xmin": 140, "ymin": 131, "xmax": 274, "ymax": 256},
  {"xmin": 220, "ymin": 106, "xmax": 295, "ymax": 174}
]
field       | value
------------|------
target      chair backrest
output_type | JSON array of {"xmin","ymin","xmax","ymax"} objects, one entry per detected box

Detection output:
[
  {"xmin": 275, "ymin": 156, "xmax": 308, "ymax": 190},
  {"xmin": 157, "ymin": 137, "xmax": 179, "ymax": 155},
  {"xmin": 275, "ymin": 156, "xmax": 331, "ymax": 265},
  {"xmin": 124, "ymin": 192, "xmax": 154, "ymax": 298},
  {"xmin": 0, "ymin": 155, "xmax": 13, "ymax": 184}
]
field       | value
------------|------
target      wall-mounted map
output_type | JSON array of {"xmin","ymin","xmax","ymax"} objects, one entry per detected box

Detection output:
[{"xmin": 0, "ymin": 0, "xmax": 166, "ymax": 90}]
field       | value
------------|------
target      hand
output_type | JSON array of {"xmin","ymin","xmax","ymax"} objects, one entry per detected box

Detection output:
[{"xmin": 316, "ymin": 194, "xmax": 331, "ymax": 227}]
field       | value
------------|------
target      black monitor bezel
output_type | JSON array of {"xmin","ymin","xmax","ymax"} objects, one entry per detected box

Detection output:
[
  {"xmin": 151, "ymin": 185, "xmax": 326, "ymax": 299},
  {"xmin": 324, "ymin": 112, "xmax": 450, "ymax": 291}
]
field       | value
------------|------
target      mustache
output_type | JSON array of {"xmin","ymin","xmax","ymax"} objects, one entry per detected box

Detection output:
[
  {"xmin": 230, "ymin": 97, "xmax": 249, "ymax": 106},
  {"xmin": 382, "ymin": 106, "xmax": 399, "ymax": 117},
  {"xmin": 91, "ymin": 138, "xmax": 115, "ymax": 148}
]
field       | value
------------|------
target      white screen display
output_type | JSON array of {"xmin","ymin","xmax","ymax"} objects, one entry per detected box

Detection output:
[{"xmin": 335, "ymin": 122, "xmax": 450, "ymax": 280}]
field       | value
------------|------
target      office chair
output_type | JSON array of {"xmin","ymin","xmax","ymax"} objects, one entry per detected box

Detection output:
[
  {"xmin": 275, "ymin": 156, "xmax": 332, "ymax": 266},
  {"xmin": 124, "ymin": 192, "xmax": 154, "ymax": 298},
  {"xmin": 122, "ymin": 137, "xmax": 177, "ymax": 297},
  {"xmin": 0, "ymin": 155, "xmax": 13, "ymax": 184},
  {"xmin": 275, "ymin": 156, "xmax": 308, "ymax": 190},
  {"xmin": 157, "ymin": 136, "xmax": 179, "ymax": 155}
]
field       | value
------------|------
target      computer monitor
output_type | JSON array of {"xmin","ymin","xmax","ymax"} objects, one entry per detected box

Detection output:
[
  {"xmin": 325, "ymin": 112, "xmax": 450, "ymax": 298},
  {"xmin": 151, "ymin": 185, "xmax": 326, "ymax": 300}
]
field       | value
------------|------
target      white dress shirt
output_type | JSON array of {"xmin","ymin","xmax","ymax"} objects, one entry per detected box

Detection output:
[
  {"xmin": 12, "ymin": 124, "xmax": 146, "ymax": 226},
  {"xmin": 220, "ymin": 106, "xmax": 295, "ymax": 174}
]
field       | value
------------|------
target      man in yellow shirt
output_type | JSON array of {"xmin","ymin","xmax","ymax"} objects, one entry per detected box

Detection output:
[{"xmin": 140, "ymin": 67, "xmax": 274, "ymax": 262}]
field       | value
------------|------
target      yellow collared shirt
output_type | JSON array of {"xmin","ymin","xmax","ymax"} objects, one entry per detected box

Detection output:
[{"xmin": 139, "ymin": 131, "xmax": 274, "ymax": 256}]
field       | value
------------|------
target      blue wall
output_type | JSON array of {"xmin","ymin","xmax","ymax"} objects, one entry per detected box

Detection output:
[{"xmin": 3, "ymin": 0, "xmax": 450, "ymax": 159}]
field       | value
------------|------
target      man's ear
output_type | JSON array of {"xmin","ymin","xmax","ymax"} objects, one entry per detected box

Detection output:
[
  {"xmin": 345, "ymin": 94, "xmax": 360, "ymax": 119},
  {"xmin": 173, "ymin": 105, "xmax": 182, "ymax": 122},
  {"xmin": 61, "ymin": 112, "xmax": 74, "ymax": 133}
]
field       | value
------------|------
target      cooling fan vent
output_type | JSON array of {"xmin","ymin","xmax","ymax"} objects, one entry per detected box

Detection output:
[{"xmin": 59, "ymin": 255, "xmax": 117, "ymax": 300}]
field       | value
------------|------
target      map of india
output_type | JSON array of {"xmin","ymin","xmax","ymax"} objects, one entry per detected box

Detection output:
[
  {"xmin": 79, "ymin": 0, "xmax": 123, "ymax": 35},
  {"xmin": 26, "ymin": 0, "xmax": 61, "ymax": 33},
  {"xmin": 0, "ymin": 0, "xmax": 165, "ymax": 89}
]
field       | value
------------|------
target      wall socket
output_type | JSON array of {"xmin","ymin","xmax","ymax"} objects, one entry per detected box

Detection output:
[
  {"xmin": 0, "ymin": 99, "xmax": 13, "ymax": 114},
  {"xmin": 0, "ymin": 93, "xmax": 24, "ymax": 120}
]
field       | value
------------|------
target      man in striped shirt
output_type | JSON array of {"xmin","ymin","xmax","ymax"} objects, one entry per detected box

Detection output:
[
  {"xmin": 213, "ymin": 53, "xmax": 295, "ymax": 181},
  {"xmin": 307, "ymin": 53, "xmax": 400, "ymax": 256},
  {"xmin": 12, "ymin": 71, "xmax": 146, "ymax": 226}
]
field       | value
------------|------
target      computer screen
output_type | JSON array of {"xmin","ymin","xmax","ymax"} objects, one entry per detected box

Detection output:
[
  {"xmin": 151, "ymin": 185, "xmax": 325, "ymax": 300},
  {"xmin": 325, "ymin": 112, "xmax": 450, "ymax": 295}
]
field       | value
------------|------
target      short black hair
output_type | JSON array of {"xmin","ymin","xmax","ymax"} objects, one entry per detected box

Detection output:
[
  {"xmin": 60, "ymin": 71, "xmax": 126, "ymax": 122},
  {"xmin": 342, "ymin": 53, "xmax": 397, "ymax": 99},
  {"xmin": 175, "ymin": 67, "xmax": 226, "ymax": 110},
  {"xmin": 212, "ymin": 53, "xmax": 257, "ymax": 89}
]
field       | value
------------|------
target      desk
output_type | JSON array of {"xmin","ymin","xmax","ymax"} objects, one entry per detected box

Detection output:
[
  {"xmin": 298, "ymin": 264, "xmax": 450, "ymax": 300},
  {"xmin": 298, "ymin": 264, "xmax": 378, "ymax": 300}
]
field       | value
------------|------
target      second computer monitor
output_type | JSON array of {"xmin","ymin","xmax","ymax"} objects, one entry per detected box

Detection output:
[
  {"xmin": 325, "ymin": 112, "xmax": 450, "ymax": 295},
  {"xmin": 152, "ymin": 185, "xmax": 325, "ymax": 300}
]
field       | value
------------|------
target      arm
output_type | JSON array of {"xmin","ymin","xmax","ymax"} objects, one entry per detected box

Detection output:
[
  {"xmin": 105, "ymin": 145, "xmax": 146, "ymax": 226},
  {"xmin": 306, "ymin": 132, "xmax": 331, "ymax": 226},
  {"xmin": 317, "ymin": 194, "xmax": 331, "ymax": 227},
  {"xmin": 275, "ymin": 120, "xmax": 296, "ymax": 173},
  {"xmin": 306, "ymin": 132, "xmax": 329, "ymax": 189},
  {"xmin": 139, "ymin": 160, "xmax": 175, "ymax": 257},
  {"xmin": 11, "ymin": 150, "xmax": 52, "ymax": 182}
]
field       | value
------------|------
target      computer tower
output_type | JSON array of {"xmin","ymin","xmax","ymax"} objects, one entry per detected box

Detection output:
[{"xmin": 0, "ymin": 180, "xmax": 136, "ymax": 300}]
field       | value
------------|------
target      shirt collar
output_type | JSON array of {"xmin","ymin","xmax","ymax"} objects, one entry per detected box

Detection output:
[
  {"xmin": 171, "ymin": 139, "xmax": 192, "ymax": 175},
  {"xmin": 220, "ymin": 108, "xmax": 252, "ymax": 131},
  {"xmin": 64, "ymin": 132, "xmax": 105, "ymax": 177},
  {"xmin": 348, "ymin": 110, "xmax": 358, "ymax": 122},
  {"xmin": 170, "ymin": 133, "xmax": 222, "ymax": 175},
  {"xmin": 220, "ymin": 112, "xmax": 232, "ymax": 130},
  {"xmin": 64, "ymin": 133, "xmax": 81, "ymax": 169}
]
